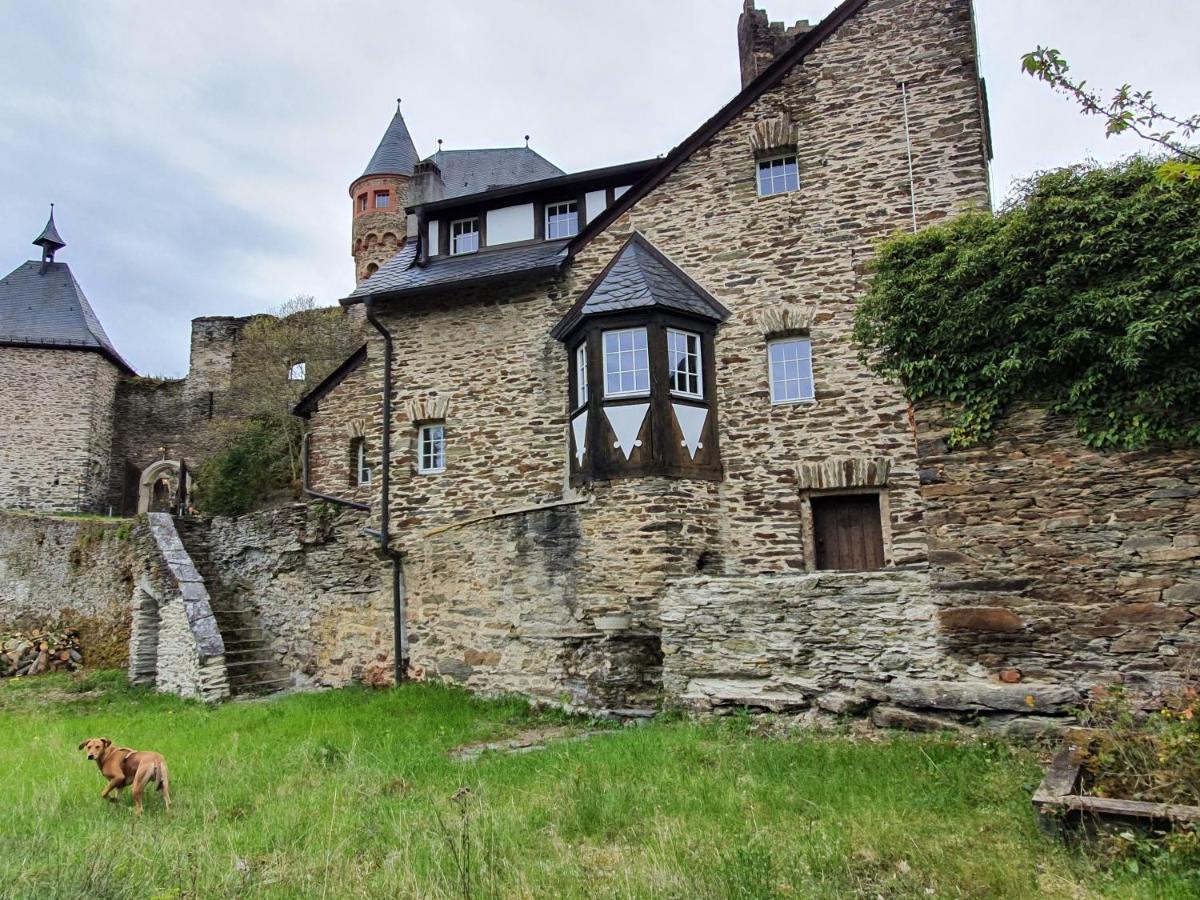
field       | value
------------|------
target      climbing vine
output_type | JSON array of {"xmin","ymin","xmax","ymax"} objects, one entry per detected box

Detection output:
[{"xmin": 853, "ymin": 156, "xmax": 1200, "ymax": 449}]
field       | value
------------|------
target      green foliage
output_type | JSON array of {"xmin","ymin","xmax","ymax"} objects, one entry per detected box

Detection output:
[
  {"xmin": 854, "ymin": 156, "xmax": 1200, "ymax": 448},
  {"xmin": 190, "ymin": 414, "xmax": 301, "ymax": 516}
]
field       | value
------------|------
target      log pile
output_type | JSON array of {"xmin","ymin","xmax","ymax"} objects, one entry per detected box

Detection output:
[{"xmin": 1, "ymin": 628, "xmax": 84, "ymax": 677}]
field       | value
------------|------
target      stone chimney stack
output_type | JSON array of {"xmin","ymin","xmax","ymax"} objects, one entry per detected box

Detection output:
[{"xmin": 737, "ymin": 1, "xmax": 811, "ymax": 89}]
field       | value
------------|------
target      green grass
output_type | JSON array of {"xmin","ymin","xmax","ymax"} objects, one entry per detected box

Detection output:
[{"xmin": 1, "ymin": 672, "xmax": 1195, "ymax": 899}]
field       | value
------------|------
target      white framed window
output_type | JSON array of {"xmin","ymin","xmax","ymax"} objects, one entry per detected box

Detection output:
[
  {"xmin": 667, "ymin": 329, "xmax": 703, "ymax": 398},
  {"xmin": 768, "ymin": 338, "xmax": 815, "ymax": 404},
  {"xmin": 418, "ymin": 424, "xmax": 446, "ymax": 474},
  {"xmin": 374, "ymin": 191, "xmax": 390, "ymax": 208},
  {"xmin": 575, "ymin": 343, "xmax": 588, "ymax": 407},
  {"xmin": 355, "ymin": 439, "xmax": 371, "ymax": 486},
  {"xmin": 287, "ymin": 362, "xmax": 306, "ymax": 381},
  {"xmin": 450, "ymin": 218, "xmax": 480, "ymax": 255},
  {"xmin": 545, "ymin": 200, "xmax": 579, "ymax": 240},
  {"xmin": 602, "ymin": 328, "xmax": 649, "ymax": 398},
  {"xmin": 757, "ymin": 155, "xmax": 799, "ymax": 197}
]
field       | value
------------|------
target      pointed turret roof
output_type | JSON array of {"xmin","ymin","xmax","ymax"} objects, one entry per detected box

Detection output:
[
  {"xmin": 359, "ymin": 99, "xmax": 420, "ymax": 179},
  {"xmin": 32, "ymin": 205, "xmax": 65, "ymax": 253}
]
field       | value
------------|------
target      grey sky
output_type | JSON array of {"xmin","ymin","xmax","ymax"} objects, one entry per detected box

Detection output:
[{"xmin": 2, "ymin": 1, "xmax": 1196, "ymax": 376}]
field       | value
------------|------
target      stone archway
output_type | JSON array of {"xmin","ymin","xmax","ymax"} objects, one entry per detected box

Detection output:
[{"xmin": 138, "ymin": 460, "xmax": 186, "ymax": 515}]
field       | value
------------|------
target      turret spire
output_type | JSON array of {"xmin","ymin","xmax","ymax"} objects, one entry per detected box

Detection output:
[
  {"xmin": 360, "ymin": 99, "xmax": 420, "ymax": 178},
  {"xmin": 32, "ymin": 204, "xmax": 66, "ymax": 270}
]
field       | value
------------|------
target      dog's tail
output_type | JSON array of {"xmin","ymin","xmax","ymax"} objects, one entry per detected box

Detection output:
[{"xmin": 157, "ymin": 760, "xmax": 171, "ymax": 810}]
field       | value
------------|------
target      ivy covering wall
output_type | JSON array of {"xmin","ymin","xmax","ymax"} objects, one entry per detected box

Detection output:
[{"xmin": 854, "ymin": 157, "xmax": 1200, "ymax": 449}]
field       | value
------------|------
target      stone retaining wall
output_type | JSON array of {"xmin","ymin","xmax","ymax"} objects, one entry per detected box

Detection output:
[{"xmin": 0, "ymin": 511, "xmax": 141, "ymax": 668}]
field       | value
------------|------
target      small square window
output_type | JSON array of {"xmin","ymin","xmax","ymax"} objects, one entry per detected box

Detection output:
[
  {"xmin": 374, "ymin": 191, "xmax": 390, "ymax": 208},
  {"xmin": 546, "ymin": 201, "xmax": 579, "ymax": 239},
  {"xmin": 451, "ymin": 218, "xmax": 480, "ymax": 255},
  {"xmin": 602, "ymin": 328, "xmax": 649, "ymax": 398},
  {"xmin": 667, "ymin": 329, "xmax": 703, "ymax": 398},
  {"xmin": 757, "ymin": 155, "xmax": 799, "ymax": 196},
  {"xmin": 768, "ymin": 338, "xmax": 814, "ymax": 403},
  {"xmin": 357, "ymin": 194, "xmax": 368, "ymax": 212},
  {"xmin": 288, "ymin": 362, "xmax": 306, "ymax": 381},
  {"xmin": 418, "ymin": 424, "xmax": 446, "ymax": 474},
  {"xmin": 575, "ymin": 343, "xmax": 588, "ymax": 408}
]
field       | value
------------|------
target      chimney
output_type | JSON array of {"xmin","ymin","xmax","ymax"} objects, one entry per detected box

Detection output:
[{"xmin": 737, "ymin": 1, "xmax": 811, "ymax": 89}]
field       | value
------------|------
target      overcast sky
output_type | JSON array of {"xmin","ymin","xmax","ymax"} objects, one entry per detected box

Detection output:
[{"xmin": 2, "ymin": 1, "xmax": 1196, "ymax": 376}]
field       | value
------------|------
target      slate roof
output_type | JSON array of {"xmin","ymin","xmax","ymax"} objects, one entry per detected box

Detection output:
[
  {"xmin": 552, "ymin": 233, "xmax": 729, "ymax": 339},
  {"xmin": 33, "ymin": 210, "xmax": 65, "ymax": 251},
  {"xmin": 0, "ymin": 260, "xmax": 134, "ymax": 373},
  {"xmin": 344, "ymin": 238, "xmax": 568, "ymax": 303},
  {"xmin": 428, "ymin": 148, "xmax": 564, "ymax": 199},
  {"xmin": 361, "ymin": 103, "xmax": 421, "ymax": 178}
]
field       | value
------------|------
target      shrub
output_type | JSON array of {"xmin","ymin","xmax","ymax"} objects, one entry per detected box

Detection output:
[
  {"xmin": 854, "ymin": 155, "xmax": 1200, "ymax": 449},
  {"xmin": 190, "ymin": 415, "xmax": 300, "ymax": 517}
]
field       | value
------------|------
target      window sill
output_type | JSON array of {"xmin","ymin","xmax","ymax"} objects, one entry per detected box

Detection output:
[
  {"xmin": 770, "ymin": 397, "xmax": 817, "ymax": 407},
  {"xmin": 670, "ymin": 391, "xmax": 705, "ymax": 402},
  {"xmin": 417, "ymin": 468, "xmax": 446, "ymax": 476},
  {"xmin": 603, "ymin": 392, "xmax": 651, "ymax": 401}
]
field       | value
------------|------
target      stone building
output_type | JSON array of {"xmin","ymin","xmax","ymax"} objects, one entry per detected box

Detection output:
[
  {"xmin": 297, "ymin": 0, "xmax": 1012, "ymax": 711},
  {"xmin": 0, "ymin": 211, "xmax": 135, "ymax": 513}
]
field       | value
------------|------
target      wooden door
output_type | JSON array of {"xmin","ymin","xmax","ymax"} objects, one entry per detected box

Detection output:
[{"xmin": 811, "ymin": 494, "xmax": 885, "ymax": 571}]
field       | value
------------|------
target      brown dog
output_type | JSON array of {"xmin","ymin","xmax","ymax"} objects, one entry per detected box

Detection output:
[{"xmin": 78, "ymin": 738, "xmax": 171, "ymax": 814}]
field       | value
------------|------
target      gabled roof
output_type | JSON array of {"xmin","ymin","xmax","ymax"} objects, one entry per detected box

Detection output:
[
  {"xmin": 360, "ymin": 102, "xmax": 421, "ymax": 179},
  {"xmin": 293, "ymin": 343, "xmax": 367, "ymax": 418},
  {"xmin": 552, "ymin": 232, "xmax": 729, "ymax": 340},
  {"xmin": 0, "ymin": 260, "xmax": 135, "ymax": 374},
  {"xmin": 566, "ymin": 0, "xmax": 870, "ymax": 259},
  {"xmin": 343, "ymin": 238, "xmax": 568, "ymax": 304},
  {"xmin": 428, "ymin": 147, "xmax": 564, "ymax": 199}
]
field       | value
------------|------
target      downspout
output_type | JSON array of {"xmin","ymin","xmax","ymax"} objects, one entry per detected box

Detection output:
[
  {"xmin": 299, "ymin": 431, "xmax": 371, "ymax": 512},
  {"xmin": 364, "ymin": 297, "xmax": 408, "ymax": 683}
]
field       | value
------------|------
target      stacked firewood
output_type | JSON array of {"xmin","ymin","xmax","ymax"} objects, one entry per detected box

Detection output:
[{"xmin": 0, "ymin": 628, "xmax": 84, "ymax": 677}]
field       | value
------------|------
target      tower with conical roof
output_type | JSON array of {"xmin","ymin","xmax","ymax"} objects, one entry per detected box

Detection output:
[{"xmin": 350, "ymin": 99, "xmax": 419, "ymax": 284}]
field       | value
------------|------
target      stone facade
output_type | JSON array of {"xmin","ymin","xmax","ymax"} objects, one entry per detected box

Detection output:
[
  {"xmin": 0, "ymin": 347, "xmax": 121, "ymax": 513},
  {"xmin": 303, "ymin": 352, "xmax": 375, "ymax": 507},
  {"xmin": 350, "ymin": 175, "xmax": 409, "ymax": 283}
]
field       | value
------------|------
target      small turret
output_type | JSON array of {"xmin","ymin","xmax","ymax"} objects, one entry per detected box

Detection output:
[
  {"xmin": 33, "ymin": 204, "xmax": 66, "ymax": 272},
  {"xmin": 737, "ymin": 1, "xmax": 811, "ymax": 89},
  {"xmin": 350, "ymin": 99, "xmax": 419, "ymax": 284}
]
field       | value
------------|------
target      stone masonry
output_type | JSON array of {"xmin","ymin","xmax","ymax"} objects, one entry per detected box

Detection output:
[{"xmin": 0, "ymin": 347, "xmax": 121, "ymax": 513}]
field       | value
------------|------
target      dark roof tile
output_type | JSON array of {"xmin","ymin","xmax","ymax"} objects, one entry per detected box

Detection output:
[
  {"xmin": 361, "ymin": 104, "xmax": 421, "ymax": 178},
  {"xmin": 429, "ymin": 148, "xmax": 564, "ymax": 199}
]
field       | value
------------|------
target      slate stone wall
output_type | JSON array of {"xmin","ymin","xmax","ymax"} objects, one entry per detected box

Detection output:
[
  {"xmin": 189, "ymin": 504, "xmax": 392, "ymax": 688},
  {"xmin": 917, "ymin": 404, "xmax": 1200, "ymax": 690},
  {"xmin": 0, "ymin": 347, "xmax": 121, "ymax": 513},
  {"xmin": 304, "ymin": 356, "xmax": 374, "ymax": 506},
  {"xmin": 0, "ymin": 511, "xmax": 142, "ymax": 668}
]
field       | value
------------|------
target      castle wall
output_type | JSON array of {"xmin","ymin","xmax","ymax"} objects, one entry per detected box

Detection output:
[
  {"xmin": 0, "ymin": 347, "xmax": 120, "ymax": 513},
  {"xmin": 0, "ymin": 510, "xmax": 146, "ymax": 669}
]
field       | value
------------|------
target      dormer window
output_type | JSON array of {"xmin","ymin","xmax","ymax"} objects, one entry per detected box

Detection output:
[
  {"xmin": 374, "ymin": 191, "xmax": 390, "ymax": 208},
  {"xmin": 450, "ymin": 218, "xmax": 480, "ymax": 255},
  {"xmin": 545, "ymin": 201, "xmax": 579, "ymax": 239},
  {"xmin": 757, "ymin": 154, "xmax": 799, "ymax": 196}
]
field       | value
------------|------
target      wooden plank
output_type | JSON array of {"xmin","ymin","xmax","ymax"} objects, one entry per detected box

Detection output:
[{"xmin": 1032, "ymin": 746, "xmax": 1082, "ymax": 803}]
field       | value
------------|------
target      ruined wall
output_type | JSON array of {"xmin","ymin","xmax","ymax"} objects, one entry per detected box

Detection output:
[
  {"xmin": 917, "ymin": 404, "xmax": 1200, "ymax": 690},
  {"xmin": 0, "ymin": 347, "xmax": 121, "ymax": 513},
  {"xmin": 0, "ymin": 511, "xmax": 145, "ymax": 667},
  {"xmin": 187, "ymin": 504, "xmax": 392, "ymax": 688}
]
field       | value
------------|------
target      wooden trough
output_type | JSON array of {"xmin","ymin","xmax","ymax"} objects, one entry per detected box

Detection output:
[{"xmin": 1032, "ymin": 745, "xmax": 1200, "ymax": 838}]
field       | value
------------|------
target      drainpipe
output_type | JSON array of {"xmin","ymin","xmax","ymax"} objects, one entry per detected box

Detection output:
[
  {"xmin": 364, "ymin": 297, "xmax": 408, "ymax": 683},
  {"xmin": 299, "ymin": 431, "xmax": 370, "ymax": 512}
]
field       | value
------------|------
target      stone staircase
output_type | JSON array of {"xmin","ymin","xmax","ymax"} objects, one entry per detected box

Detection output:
[{"xmin": 175, "ymin": 519, "xmax": 292, "ymax": 698}]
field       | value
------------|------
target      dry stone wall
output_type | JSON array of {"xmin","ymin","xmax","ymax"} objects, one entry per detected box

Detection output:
[
  {"xmin": 0, "ymin": 511, "xmax": 141, "ymax": 668},
  {"xmin": 187, "ymin": 504, "xmax": 392, "ymax": 688},
  {"xmin": 0, "ymin": 347, "xmax": 121, "ymax": 513},
  {"xmin": 916, "ymin": 404, "xmax": 1200, "ymax": 691}
]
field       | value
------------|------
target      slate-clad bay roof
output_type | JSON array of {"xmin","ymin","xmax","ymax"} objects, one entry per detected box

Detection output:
[
  {"xmin": 360, "ymin": 103, "xmax": 421, "ymax": 179},
  {"xmin": 0, "ymin": 260, "xmax": 134, "ymax": 373},
  {"xmin": 344, "ymin": 238, "xmax": 568, "ymax": 303},
  {"xmin": 429, "ymin": 148, "xmax": 564, "ymax": 199},
  {"xmin": 553, "ymin": 233, "xmax": 729, "ymax": 340}
]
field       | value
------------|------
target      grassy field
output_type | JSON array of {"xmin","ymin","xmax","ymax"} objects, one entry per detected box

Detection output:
[{"xmin": 1, "ymin": 672, "xmax": 1195, "ymax": 899}]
